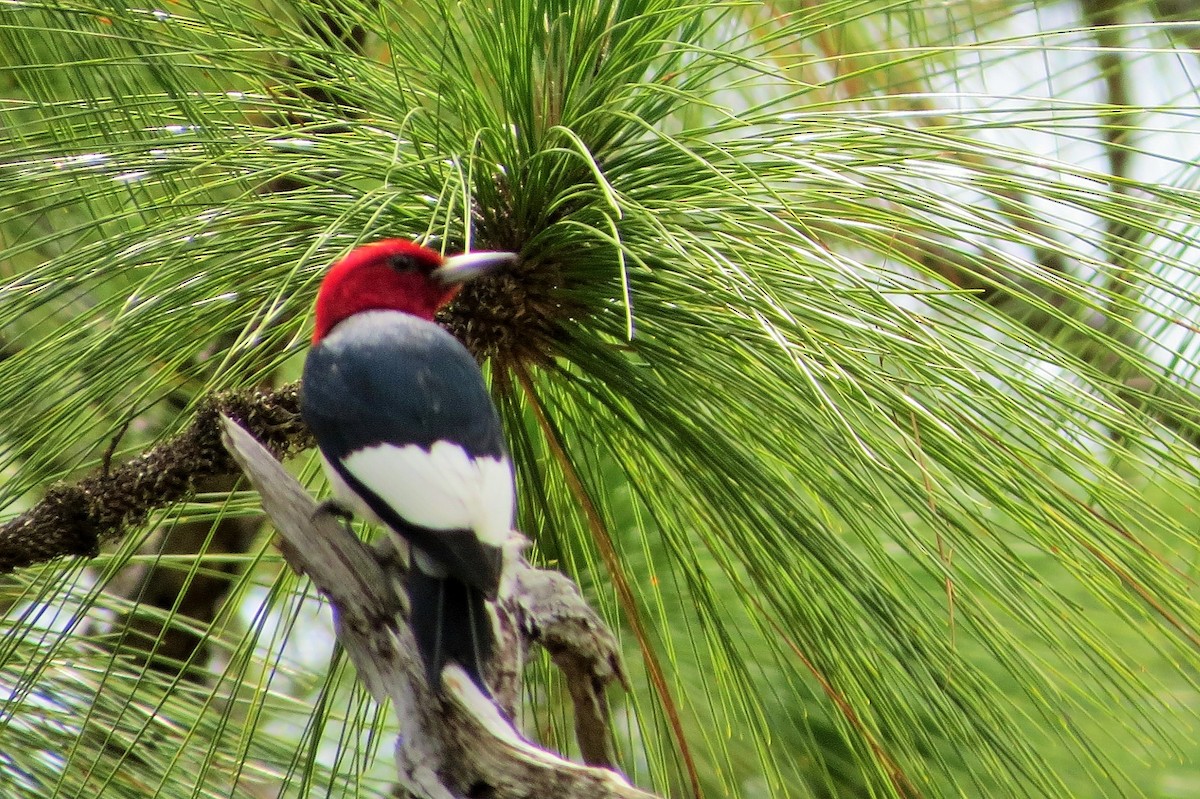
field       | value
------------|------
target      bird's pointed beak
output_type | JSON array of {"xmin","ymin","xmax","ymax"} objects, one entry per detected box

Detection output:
[{"xmin": 433, "ymin": 251, "xmax": 518, "ymax": 284}]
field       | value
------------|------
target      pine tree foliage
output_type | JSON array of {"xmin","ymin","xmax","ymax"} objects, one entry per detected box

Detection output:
[{"xmin": 2, "ymin": 1, "xmax": 1200, "ymax": 797}]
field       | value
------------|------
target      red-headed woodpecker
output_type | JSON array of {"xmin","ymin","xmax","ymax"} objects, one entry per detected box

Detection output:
[{"xmin": 300, "ymin": 239, "xmax": 518, "ymax": 694}]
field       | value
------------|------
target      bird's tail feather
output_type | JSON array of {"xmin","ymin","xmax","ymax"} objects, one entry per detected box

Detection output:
[{"xmin": 406, "ymin": 567, "xmax": 494, "ymax": 695}]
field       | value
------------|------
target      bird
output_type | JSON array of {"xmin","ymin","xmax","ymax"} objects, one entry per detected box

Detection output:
[{"xmin": 300, "ymin": 238, "xmax": 518, "ymax": 695}]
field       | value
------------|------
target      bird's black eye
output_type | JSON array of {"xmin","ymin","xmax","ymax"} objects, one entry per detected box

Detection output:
[{"xmin": 387, "ymin": 254, "xmax": 422, "ymax": 273}]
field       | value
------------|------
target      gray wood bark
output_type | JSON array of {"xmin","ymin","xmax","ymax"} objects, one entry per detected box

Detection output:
[{"xmin": 219, "ymin": 416, "xmax": 660, "ymax": 799}]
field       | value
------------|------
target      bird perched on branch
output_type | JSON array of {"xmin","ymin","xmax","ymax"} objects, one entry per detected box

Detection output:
[{"xmin": 301, "ymin": 239, "xmax": 518, "ymax": 695}]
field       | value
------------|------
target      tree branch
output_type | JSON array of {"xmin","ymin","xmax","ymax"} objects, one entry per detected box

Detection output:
[
  {"xmin": 0, "ymin": 384, "xmax": 310, "ymax": 574},
  {"xmin": 219, "ymin": 415, "xmax": 654, "ymax": 799}
]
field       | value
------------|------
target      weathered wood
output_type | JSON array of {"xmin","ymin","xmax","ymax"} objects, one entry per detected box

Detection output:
[{"xmin": 220, "ymin": 415, "xmax": 657, "ymax": 799}]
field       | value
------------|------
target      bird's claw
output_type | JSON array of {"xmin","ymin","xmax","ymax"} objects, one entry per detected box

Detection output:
[{"xmin": 312, "ymin": 498, "xmax": 355, "ymax": 527}]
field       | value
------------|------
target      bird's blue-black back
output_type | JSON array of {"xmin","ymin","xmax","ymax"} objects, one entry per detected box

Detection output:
[
  {"xmin": 301, "ymin": 311, "xmax": 505, "ymax": 462},
  {"xmin": 301, "ymin": 310, "xmax": 506, "ymax": 694}
]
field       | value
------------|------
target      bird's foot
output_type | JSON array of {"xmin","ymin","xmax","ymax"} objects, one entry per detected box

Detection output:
[{"xmin": 312, "ymin": 498, "xmax": 355, "ymax": 529}]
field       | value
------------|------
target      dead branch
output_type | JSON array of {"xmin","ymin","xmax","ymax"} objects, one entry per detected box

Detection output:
[{"xmin": 219, "ymin": 415, "xmax": 656, "ymax": 799}]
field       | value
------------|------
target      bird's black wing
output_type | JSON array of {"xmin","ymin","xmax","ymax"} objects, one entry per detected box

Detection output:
[{"xmin": 301, "ymin": 311, "xmax": 507, "ymax": 595}]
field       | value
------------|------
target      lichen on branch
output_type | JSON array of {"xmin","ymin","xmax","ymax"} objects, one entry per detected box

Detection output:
[{"xmin": 0, "ymin": 383, "xmax": 312, "ymax": 574}]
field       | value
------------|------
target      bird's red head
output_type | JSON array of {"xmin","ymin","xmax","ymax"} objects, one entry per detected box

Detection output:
[{"xmin": 312, "ymin": 239, "xmax": 515, "ymax": 342}]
